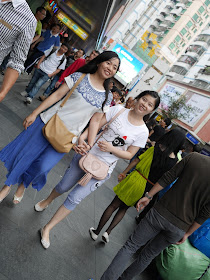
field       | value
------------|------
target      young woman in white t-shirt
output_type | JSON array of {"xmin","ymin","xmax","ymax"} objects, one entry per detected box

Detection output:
[
  {"xmin": 34, "ymin": 90, "xmax": 160, "ymax": 249},
  {"xmin": 0, "ymin": 51, "xmax": 120, "ymax": 204}
]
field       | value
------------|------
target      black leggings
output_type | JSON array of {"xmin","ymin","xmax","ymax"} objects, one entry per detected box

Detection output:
[{"xmin": 94, "ymin": 196, "xmax": 129, "ymax": 235}]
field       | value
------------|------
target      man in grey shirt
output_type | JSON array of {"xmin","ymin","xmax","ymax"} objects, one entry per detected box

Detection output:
[{"xmin": 0, "ymin": 0, "xmax": 36, "ymax": 102}]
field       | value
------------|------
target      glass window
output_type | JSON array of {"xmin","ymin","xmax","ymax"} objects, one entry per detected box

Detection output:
[
  {"xmin": 182, "ymin": 43, "xmax": 186, "ymax": 47},
  {"xmin": 194, "ymin": 29, "xmax": 197, "ymax": 33},
  {"xmin": 169, "ymin": 42, "xmax": 175, "ymax": 49},
  {"xmin": 186, "ymin": 20, "xmax": 193, "ymax": 28},
  {"xmin": 176, "ymin": 50, "xmax": 180, "ymax": 54},
  {"xmin": 199, "ymin": 22, "xmax": 203, "ymax": 26},
  {"xmin": 188, "ymin": 36, "xmax": 191, "ymax": 40},
  {"xmin": 204, "ymin": 0, "xmax": 209, "ymax": 7},
  {"xmin": 205, "ymin": 15, "xmax": 209, "ymax": 19},
  {"xmin": 181, "ymin": 28, "xmax": 187, "ymax": 35},
  {"xmin": 175, "ymin": 35, "xmax": 181, "ymax": 42},
  {"xmin": 198, "ymin": 6, "xmax": 205, "ymax": 13},
  {"xmin": 192, "ymin": 13, "xmax": 199, "ymax": 22}
]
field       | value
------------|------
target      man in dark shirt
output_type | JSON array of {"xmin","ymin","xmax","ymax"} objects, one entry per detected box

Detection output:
[
  {"xmin": 148, "ymin": 118, "xmax": 171, "ymax": 143},
  {"xmin": 101, "ymin": 152, "xmax": 210, "ymax": 280}
]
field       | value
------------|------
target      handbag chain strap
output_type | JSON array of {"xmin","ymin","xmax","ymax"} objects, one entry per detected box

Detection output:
[
  {"xmin": 91, "ymin": 108, "xmax": 126, "ymax": 148},
  {"xmin": 59, "ymin": 73, "xmax": 86, "ymax": 108}
]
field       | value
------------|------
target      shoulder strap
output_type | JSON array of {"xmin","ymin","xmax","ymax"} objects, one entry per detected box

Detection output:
[
  {"xmin": 58, "ymin": 54, "xmax": 66, "ymax": 68},
  {"xmin": 93, "ymin": 108, "xmax": 126, "ymax": 145},
  {"xmin": 60, "ymin": 73, "xmax": 86, "ymax": 108},
  {"xmin": 45, "ymin": 48, "xmax": 56, "ymax": 59}
]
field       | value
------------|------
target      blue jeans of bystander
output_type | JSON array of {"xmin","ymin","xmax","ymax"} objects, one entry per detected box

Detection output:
[{"xmin": 27, "ymin": 68, "xmax": 49, "ymax": 99}]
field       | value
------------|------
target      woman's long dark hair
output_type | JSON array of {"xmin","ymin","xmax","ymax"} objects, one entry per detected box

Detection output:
[
  {"xmin": 77, "ymin": 51, "xmax": 121, "ymax": 110},
  {"xmin": 155, "ymin": 128, "xmax": 186, "ymax": 167},
  {"xmin": 135, "ymin": 90, "xmax": 160, "ymax": 121}
]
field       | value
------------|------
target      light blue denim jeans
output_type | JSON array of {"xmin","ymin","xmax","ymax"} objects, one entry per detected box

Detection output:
[
  {"xmin": 27, "ymin": 68, "xmax": 49, "ymax": 98},
  {"xmin": 55, "ymin": 153, "xmax": 111, "ymax": 210},
  {"xmin": 43, "ymin": 73, "xmax": 60, "ymax": 96}
]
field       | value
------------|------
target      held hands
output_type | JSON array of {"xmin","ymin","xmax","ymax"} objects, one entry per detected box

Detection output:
[
  {"xmin": 73, "ymin": 139, "xmax": 91, "ymax": 155},
  {"xmin": 118, "ymin": 173, "xmax": 126, "ymax": 182},
  {"xmin": 97, "ymin": 141, "xmax": 113, "ymax": 153},
  {"xmin": 136, "ymin": 197, "xmax": 150, "ymax": 212},
  {"xmin": 23, "ymin": 113, "xmax": 37, "ymax": 130}
]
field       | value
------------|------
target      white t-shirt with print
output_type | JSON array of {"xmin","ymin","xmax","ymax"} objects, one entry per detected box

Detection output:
[
  {"xmin": 40, "ymin": 72, "xmax": 112, "ymax": 136},
  {"xmin": 40, "ymin": 50, "xmax": 67, "ymax": 75},
  {"xmin": 90, "ymin": 105, "xmax": 149, "ymax": 173}
]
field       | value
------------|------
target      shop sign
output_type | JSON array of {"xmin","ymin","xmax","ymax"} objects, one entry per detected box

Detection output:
[
  {"xmin": 179, "ymin": 91, "xmax": 210, "ymax": 127},
  {"xmin": 186, "ymin": 132, "xmax": 199, "ymax": 145},
  {"xmin": 112, "ymin": 43, "xmax": 144, "ymax": 84},
  {"xmin": 57, "ymin": 11, "xmax": 89, "ymax": 40}
]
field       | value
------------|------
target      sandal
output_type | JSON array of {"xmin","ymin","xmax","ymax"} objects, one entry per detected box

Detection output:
[{"xmin": 13, "ymin": 189, "xmax": 25, "ymax": 204}]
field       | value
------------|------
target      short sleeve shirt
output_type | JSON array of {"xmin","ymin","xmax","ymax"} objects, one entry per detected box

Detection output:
[
  {"xmin": 40, "ymin": 72, "xmax": 113, "ymax": 136},
  {"xmin": 37, "ymin": 30, "xmax": 60, "ymax": 52},
  {"xmin": 90, "ymin": 105, "xmax": 149, "ymax": 172},
  {"xmin": 40, "ymin": 50, "xmax": 66, "ymax": 74},
  {"xmin": 35, "ymin": 20, "xmax": 42, "ymax": 35}
]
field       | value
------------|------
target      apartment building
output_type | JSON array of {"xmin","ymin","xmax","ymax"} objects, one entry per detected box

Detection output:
[{"xmin": 168, "ymin": 24, "xmax": 210, "ymax": 90}]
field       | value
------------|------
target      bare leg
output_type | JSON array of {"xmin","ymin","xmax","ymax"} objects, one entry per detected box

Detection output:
[
  {"xmin": 41, "ymin": 205, "xmax": 71, "ymax": 244},
  {"xmin": 0, "ymin": 185, "xmax": 11, "ymax": 201},
  {"xmin": 38, "ymin": 188, "xmax": 61, "ymax": 209},
  {"xmin": 13, "ymin": 183, "xmax": 25, "ymax": 204}
]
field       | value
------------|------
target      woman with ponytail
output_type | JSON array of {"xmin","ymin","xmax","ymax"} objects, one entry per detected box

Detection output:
[{"xmin": 0, "ymin": 51, "xmax": 120, "ymax": 204}]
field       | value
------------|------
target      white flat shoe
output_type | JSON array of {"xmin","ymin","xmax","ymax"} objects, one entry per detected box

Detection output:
[
  {"xmin": 39, "ymin": 228, "xmax": 50, "ymax": 249},
  {"xmin": 13, "ymin": 189, "xmax": 25, "ymax": 204},
  {"xmin": 102, "ymin": 232, "xmax": 109, "ymax": 243},
  {"xmin": 34, "ymin": 200, "xmax": 48, "ymax": 212},
  {"xmin": 89, "ymin": 227, "xmax": 98, "ymax": 241}
]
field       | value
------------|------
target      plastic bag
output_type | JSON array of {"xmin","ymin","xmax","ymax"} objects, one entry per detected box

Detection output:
[
  {"xmin": 156, "ymin": 239, "xmax": 210, "ymax": 280},
  {"xmin": 189, "ymin": 218, "xmax": 210, "ymax": 258}
]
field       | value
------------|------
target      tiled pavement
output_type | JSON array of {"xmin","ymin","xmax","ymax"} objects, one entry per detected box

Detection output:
[{"xmin": 0, "ymin": 74, "xmax": 158, "ymax": 280}]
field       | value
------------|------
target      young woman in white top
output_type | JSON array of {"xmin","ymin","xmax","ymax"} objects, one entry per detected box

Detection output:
[
  {"xmin": 34, "ymin": 90, "xmax": 161, "ymax": 249},
  {"xmin": 0, "ymin": 51, "xmax": 120, "ymax": 204}
]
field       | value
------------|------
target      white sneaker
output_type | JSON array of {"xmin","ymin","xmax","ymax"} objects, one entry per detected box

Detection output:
[
  {"xmin": 102, "ymin": 232, "xmax": 109, "ymax": 243},
  {"xmin": 20, "ymin": 90, "xmax": 28, "ymax": 97},
  {"xmin": 25, "ymin": 97, "xmax": 32, "ymax": 104},
  {"xmin": 89, "ymin": 227, "xmax": 98, "ymax": 241}
]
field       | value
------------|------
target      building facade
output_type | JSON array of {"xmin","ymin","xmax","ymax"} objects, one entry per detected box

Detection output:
[{"xmin": 168, "ymin": 24, "xmax": 210, "ymax": 90}]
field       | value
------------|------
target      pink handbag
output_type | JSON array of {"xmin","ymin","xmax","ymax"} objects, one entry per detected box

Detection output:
[{"xmin": 78, "ymin": 108, "xmax": 126, "ymax": 186}]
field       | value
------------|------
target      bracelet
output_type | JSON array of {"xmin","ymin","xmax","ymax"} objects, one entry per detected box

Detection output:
[
  {"xmin": 87, "ymin": 143, "xmax": 92, "ymax": 149},
  {"xmin": 145, "ymin": 192, "xmax": 153, "ymax": 200}
]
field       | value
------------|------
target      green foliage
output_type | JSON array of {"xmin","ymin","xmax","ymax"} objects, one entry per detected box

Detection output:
[{"xmin": 159, "ymin": 92, "xmax": 194, "ymax": 120}]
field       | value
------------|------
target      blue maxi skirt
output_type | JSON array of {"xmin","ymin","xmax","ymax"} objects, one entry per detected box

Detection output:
[{"xmin": 0, "ymin": 116, "xmax": 65, "ymax": 191}]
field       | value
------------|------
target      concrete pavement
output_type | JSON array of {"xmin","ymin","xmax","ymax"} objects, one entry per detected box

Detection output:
[{"xmin": 0, "ymin": 74, "xmax": 158, "ymax": 280}]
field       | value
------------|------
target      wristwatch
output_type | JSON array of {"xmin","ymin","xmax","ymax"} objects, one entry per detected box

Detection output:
[{"xmin": 145, "ymin": 192, "xmax": 153, "ymax": 200}]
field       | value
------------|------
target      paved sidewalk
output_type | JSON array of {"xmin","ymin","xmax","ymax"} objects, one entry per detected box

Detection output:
[{"xmin": 0, "ymin": 74, "xmax": 158, "ymax": 280}]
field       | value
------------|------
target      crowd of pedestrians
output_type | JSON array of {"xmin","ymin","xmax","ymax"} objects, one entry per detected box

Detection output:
[{"xmin": 0, "ymin": 1, "xmax": 209, "ymax": 279}]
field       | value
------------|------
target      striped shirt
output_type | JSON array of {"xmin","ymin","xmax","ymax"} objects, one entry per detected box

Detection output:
[{"xmin": 0, "ymin": 1, "xmax": 37, "ymax": 74}]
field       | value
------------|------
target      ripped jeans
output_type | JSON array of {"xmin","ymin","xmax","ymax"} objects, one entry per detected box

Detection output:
[{"xmin": 55, "ymin": 153, "xmax": 111, "ymax": 210}]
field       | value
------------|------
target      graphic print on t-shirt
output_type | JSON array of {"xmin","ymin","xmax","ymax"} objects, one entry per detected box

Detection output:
[{"xmin": 100, "ymin": 127, "xmax": 126, "ymax": 147}]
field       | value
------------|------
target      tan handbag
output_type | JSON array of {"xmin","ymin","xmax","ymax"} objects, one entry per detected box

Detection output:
[
  {"xmin": 42, "ymin": 74, "xmax": 85, "ymax": 153},
  {"xmin": 78, "ymin": 108, "xmax": 126, "ymax": 186}
]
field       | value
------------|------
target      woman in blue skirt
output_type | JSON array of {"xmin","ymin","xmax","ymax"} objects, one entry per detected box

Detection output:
[{"xmin": 0, "ymin": 51, "xmax": 120, "ymax": 204}]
